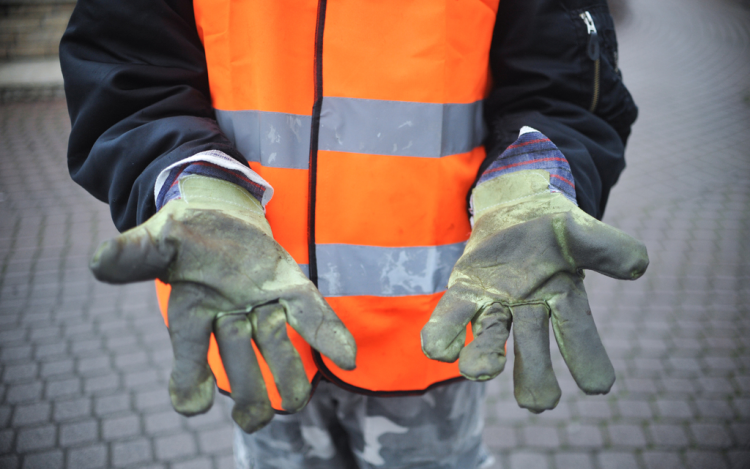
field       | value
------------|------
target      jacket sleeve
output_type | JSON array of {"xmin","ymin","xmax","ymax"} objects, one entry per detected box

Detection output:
[
  {"xmin": 60, "ymin": 0, "xmax": 247, "ymax": 231},
  {"xmin": 483, "ymin": 0, "xmax": 638, "ymax": 219}
]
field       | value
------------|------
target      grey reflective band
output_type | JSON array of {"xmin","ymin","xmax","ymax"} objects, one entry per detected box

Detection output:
[
  {"xmin": 215, "ymin": 109, "xmax": 312, "ymax": 170},
  {"xmin": 215, "ymin": 98, "xmax": 485, "ymax": 169},
  {"xmin": 298, "ymin": 264, "xmax": 310, "ymax": 279},
  {"xmin": 316, "ymin": 243, "xmax": 466, "ymax": 297},
  {"xmin": 319, "ymin": 97, "xmax": 486, "ymax": 158}
]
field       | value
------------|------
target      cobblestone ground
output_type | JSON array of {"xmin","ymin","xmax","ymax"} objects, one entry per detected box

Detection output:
[{"xmin": 1, "ymin": 0, "xmax": 749, "ymax": 468}]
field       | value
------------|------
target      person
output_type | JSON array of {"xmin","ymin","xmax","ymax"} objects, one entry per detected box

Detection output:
[{"xmin": 60, "ymin": 0, "xmax": 648, "ymax": 467}]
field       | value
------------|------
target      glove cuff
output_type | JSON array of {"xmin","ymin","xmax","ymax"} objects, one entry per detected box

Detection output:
[{"xmin": 155, "ymin": 150, "xmax": 273, "ymax": 211}]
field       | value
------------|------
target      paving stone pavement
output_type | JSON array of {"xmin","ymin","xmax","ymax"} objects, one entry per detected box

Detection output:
[{"xmin": 1, "ymin": 0, "xmax": 749, "ymax": 468}]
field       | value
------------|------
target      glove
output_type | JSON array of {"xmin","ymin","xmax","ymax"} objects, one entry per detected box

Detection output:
[
  {"xmin": 421, "ymin": 169, "xmax": 648, "ymax": 412},
  {"xmin": 89, "ymin": 175, "xmax": 356, "ymax": 432}
]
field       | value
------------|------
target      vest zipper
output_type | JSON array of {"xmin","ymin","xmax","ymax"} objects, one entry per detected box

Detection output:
[
  {"xmin": 308, "ymin": 0, "xmax": 332, "ymax": 392},
  {"xmin": 580, "ymin": 11, "xmax": 600, "ymax": 113},
  {"xmin": 305, "ymin": 1, "xmax": 472, "ymax": 396},
  {"xmin": 308, "ymin": 0, "xmax": 328, "ymax": 287}
]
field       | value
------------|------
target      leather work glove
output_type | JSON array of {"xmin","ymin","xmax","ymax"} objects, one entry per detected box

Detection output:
[
  {"xmin": 421, "ymin": 169, "xmax": 648, "ymax": 412},
  {"xmin": 89, "ymin": 175, "xmax": 356, "ymax": 433}
]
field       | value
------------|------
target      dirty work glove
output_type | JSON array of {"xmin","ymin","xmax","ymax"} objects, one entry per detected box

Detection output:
[
  {"xmin": 89, "ymin": 175, "xmax": 356, "ymax": 433},
  {"xmin": 421, "ymin": 169, "xmax": 648, "ymax": 412}
]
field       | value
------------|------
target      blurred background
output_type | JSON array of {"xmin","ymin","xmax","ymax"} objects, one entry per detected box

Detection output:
[{"xmin": 0, "ymin": 0, "xmax": 749, "ymax": 468}]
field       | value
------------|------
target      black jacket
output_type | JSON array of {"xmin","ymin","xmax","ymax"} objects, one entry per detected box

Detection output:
[{"xmin": 60, "ymin": 0, "xmax": 637, "ymax": 231}]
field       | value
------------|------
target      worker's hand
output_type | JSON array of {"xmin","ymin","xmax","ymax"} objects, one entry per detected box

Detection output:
[
  {"xmin": 89, "ymin": 175, "xmax": 356, "ymax": 433},
  {"xmin": 421, "ymin": 170, "xmax": 648, "ymax": 413}
]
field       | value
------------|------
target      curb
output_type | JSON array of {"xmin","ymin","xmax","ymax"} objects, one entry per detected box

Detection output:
[{"xmin": 0, "ymin": 57, "xmax": 65, "ymax": 103}]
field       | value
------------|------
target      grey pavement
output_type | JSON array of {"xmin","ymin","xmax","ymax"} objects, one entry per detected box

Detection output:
[{"xmin": 1, "ymin": 0, "xmax": 749, "ymax": 468}]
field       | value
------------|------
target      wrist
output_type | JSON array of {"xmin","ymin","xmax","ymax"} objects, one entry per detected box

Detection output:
[
  {"xmin": 469, "ymin": 170, "xmax": 584, "ymax": 240},
  {"xmin": 166, "ymin": 175, "xmax": 272, "ymax": 237},
  {"xmin": 472, "ymin": 170, "xmax": 552, "ymax": 220}
]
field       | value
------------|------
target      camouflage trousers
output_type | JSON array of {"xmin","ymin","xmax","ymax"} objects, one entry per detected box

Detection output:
[{"xmin": 233, "ymin": 379, "xmax": 494, "ymax": 469}]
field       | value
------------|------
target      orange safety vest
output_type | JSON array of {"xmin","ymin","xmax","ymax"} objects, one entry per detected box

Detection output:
[{"xmin": 156, "ymin": 0, "xmax": 500, "ymax": 410}]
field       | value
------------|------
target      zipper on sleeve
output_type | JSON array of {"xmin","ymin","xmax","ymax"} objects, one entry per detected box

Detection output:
[{"xmin": 580, "ymin": 11, "xmax": 601, "ymax": 112}]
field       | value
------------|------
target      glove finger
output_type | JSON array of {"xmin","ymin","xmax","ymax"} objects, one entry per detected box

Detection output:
[
  {"xmin": 281, "ymin": 286, "xmax": 357, "ymax": 371},
  {"xmin": 167, "ymin": 284, "xmax": 216, "ymax": 416},
  {"xmin": 561, "ymin": 212, "xmax": 649, "ymax": 280},
  {"xmin": 421, "ymin": 284, "xmax": 477, "ymax": 363},
  {"xmin": 512, "ymin": 303, "xmax": 561, "ymax": 413},
  {"xmin": 251, "ymin": 303, "xmax": 311, "ymax": 413},
  {"xmin": 458, "ymin": 303, "xmax": 511, "ymax": 381},
  {"xmin": 89, "ymin": 221, "xmax": 175, "ymax": 284},
  {"xmin": 215, "ymin": 314, "xmax": 274, "ymax": 434},
  {"xmin": 547, "ymin": 275, "xmax": 615, "ymax": 395}
]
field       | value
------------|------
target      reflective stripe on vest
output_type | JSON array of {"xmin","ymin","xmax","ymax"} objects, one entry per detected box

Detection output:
[
  {"xmin": 215, "ymin": 99, "xmax": 485, "ymax": 169},
  {"xmin": 316, "ymin": 242, "xmax": 466, "ymax": 297},
  {"xmin": 154, "ymin": 0, "xmax": 502, "ymax": 409}
]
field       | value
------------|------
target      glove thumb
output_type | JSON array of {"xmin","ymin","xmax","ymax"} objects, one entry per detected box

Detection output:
[{"xmin": 90, "ymin": 218, "xmax": 176, "ymax": 284}]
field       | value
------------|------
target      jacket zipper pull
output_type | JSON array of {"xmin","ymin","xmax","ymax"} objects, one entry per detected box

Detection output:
[{"xmin": 580, "ymin": 11, "xmax": 600, "ymax": 61}]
